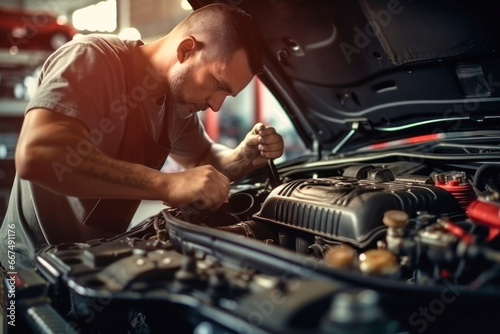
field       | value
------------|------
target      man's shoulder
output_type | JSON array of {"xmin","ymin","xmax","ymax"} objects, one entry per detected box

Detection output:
[
  {"xmin": 72, "ymin": 33, "xmax": 122, "ymax": 44},
  {"xmin": 62, "ymin": 34, "xmax": 131, "ymax": 55}
]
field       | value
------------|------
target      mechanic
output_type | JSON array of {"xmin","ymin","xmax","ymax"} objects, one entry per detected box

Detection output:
[{"xmin": 0, "ymin": 3, "xmax": 284, "ymax": 270}]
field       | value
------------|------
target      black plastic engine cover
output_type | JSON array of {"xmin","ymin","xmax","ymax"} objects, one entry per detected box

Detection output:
[{"xmin": 254, "ymin": 177, "xmax": 463, "ymax": 247}]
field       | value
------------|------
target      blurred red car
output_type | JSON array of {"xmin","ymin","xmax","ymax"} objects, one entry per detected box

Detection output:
[{"xmin": 0, "ymin": 6, "xmax": 77, "ymax": 51}]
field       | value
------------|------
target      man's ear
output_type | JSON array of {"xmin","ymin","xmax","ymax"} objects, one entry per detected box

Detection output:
[{"xmin": 177, "ymin": 36, "xmax": 197, "ymax": 64}]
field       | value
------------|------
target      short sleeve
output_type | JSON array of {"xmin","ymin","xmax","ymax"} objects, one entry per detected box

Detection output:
[{"xmin": 27, "ymin": 36, "xmax": 126, "ymax": 132}]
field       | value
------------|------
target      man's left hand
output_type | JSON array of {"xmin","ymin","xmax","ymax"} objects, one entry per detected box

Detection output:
[
  {"xmin": 202, "ymin": 122, "xmax": 284, "ymax": 181},
  {"xmin": 244, "ymin": 122, "xmax": 284, "ymax": 168}
]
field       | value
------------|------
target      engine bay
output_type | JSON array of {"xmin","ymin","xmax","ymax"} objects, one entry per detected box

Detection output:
[{"xmin": 18, "ymin": 160, "xmax": 500, "ymax": 334}]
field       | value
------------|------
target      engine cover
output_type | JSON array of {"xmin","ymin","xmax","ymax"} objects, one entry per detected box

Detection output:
[{"xmin": 254, "ymin": 177, "xmax": 463, "ymax": 247}]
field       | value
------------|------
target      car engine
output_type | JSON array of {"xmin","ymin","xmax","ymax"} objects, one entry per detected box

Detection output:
[{"xmin": 174, "ymin": 161, "xmax": 500, "ymax": 286}]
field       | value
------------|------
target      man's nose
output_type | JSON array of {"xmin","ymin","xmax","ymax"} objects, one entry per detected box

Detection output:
[{"xmin": 207, "ymin": 91, "xmax": 227, "ymax": 112}]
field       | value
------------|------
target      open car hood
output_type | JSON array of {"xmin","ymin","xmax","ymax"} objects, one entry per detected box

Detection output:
[{"xmin": 189, "ymin": 0, "xmax": 500, "ymax": 154}]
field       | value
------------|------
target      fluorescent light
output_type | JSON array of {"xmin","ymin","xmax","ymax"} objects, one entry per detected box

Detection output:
[
  {"xmin": 180, "ymin": 0, "xmax": 192, "ymax": 11},
  {"xmin": 72, "ymin": 0, "xmax": 117, "ymax": 32}
]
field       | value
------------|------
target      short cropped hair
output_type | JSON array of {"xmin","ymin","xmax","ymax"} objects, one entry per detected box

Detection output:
[{"xmin": 177, "ymin": 3, "xmax": 263, "ymax": 74}]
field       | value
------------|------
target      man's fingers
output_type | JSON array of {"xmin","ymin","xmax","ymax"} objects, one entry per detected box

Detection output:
[
  {"xmin": 256, "ymin": 126, "xmax": 277, "ymax": 136},
  {"xmin": 260, "ymin": 150, "xmax": 282, "ymax": 159},
  {"xmin": 168, "ymin": 165, "xmax": 230, "ymax": 211},
  {"xmin": 258, "ymin": 139, "xmax": 283, "ymax": 151},
  {"xmin": 251, "ymin": 122, "xmax": 266, "ymax": 135},
  {"xmin": 192, "ymin": 183, "xmax": 228, "ymax": 210},
  {"xmin": 258, "ymin": 141, "xmax": 283, "ymax": 151},
  {"xmin": 257, "ymin": 127, "xmax": 284, "ymax": 158},
  {"xmin": 202, "ymin": 170, "xmax": 229, "ymax": 210},
  {"xmin": 244, "ymin": 123, "xmax": 285, "ymax": 167}
]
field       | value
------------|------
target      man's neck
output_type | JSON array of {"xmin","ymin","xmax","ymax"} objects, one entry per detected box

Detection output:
[{"xmin": 134, "ymin": 39, "xmax": 171, "ymax": 104}]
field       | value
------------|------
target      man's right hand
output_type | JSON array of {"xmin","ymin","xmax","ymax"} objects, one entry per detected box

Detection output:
[{"xmin": 162, "ymin": 165, "xmax": 230, "ymax": 211}]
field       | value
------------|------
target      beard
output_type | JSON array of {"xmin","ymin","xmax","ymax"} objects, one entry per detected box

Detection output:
[{"xmin": 170, "ymin": 65, "xmax": 197, "ymax": 119}]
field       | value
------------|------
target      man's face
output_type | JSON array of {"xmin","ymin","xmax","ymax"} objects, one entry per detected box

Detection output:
[{"xmin": 170, "ymin": 48, "xmax": 254, "ymax": 119}]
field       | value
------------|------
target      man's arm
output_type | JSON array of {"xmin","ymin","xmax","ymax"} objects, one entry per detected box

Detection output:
[
  {"xmin": 16, "ymin": 108, "xmax": 230, "ymax": 210},
  {"xmin": 170, "ymin": 123, "xmax": 284, "ymax": 181}
]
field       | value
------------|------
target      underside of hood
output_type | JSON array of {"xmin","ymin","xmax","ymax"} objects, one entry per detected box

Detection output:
[{"xmin": 189, "ymin": 0, "xmax": 500, "ymax": 153}]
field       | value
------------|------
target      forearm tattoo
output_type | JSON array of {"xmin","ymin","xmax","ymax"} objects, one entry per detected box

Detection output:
[{"xmin": 81, "ymin": 154, "xmax": 152, "ymax": 188}]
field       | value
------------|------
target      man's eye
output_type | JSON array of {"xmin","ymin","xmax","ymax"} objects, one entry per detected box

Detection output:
[{"xmin": 215, "ymin": 81, "xmax": 225, "ymax": 91}]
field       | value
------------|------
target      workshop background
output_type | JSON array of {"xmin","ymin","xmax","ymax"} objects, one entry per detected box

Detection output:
[{"xmin": 0, "ymin": 0, "xmax": 308, "ymax": 223}]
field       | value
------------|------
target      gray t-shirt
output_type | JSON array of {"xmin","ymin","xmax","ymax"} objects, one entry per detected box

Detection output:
[{"xmin": 0, "ymin": 34, "xmax": 212, "ymax": 269}]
